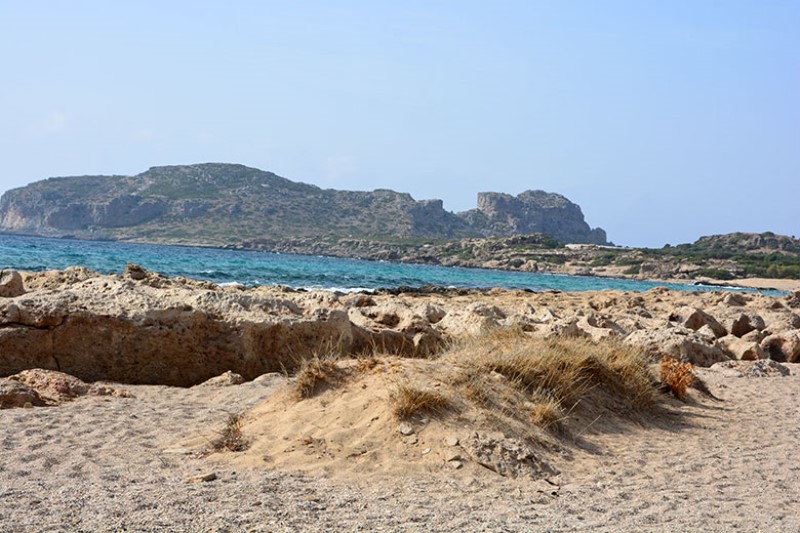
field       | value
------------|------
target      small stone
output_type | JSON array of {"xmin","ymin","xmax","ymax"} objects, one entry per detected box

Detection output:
[
  {"xmin": 445, "ymin": 436, "xmax": 459, "ymax": 446},
  {"xmin": 421, "ymin": 448, "xmax": 431, "ymax": 455},
  {"xmin": 406, "ymin": 435, "xmax": 418, "ymax": 445},
  {"xmin": 398, "ymin": 423, "xmax": 414, "ymax": 436},
  {"xmin": 185, "ymin": 472, "xmax": 218, "ymax": 483},
  {"xmin": 444, "ymin": 451, "xmax": 461, "ymax": 462},
  {"xmin": 448, "ymin": 460, "xmax": 463, "ymax": 470},
  {"xmin": 123, "ymin": 263, "xmax": 149, "ymax": 281}
]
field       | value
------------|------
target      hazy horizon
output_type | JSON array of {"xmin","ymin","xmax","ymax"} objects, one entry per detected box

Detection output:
[{"xmin": 1, "ymin": 1, "xmax": 797, "ymax": 247}]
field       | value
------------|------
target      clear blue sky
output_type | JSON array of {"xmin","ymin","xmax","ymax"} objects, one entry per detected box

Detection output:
[{"xmin": 1, "ymin": 1, "xmax": 797, "ymax": 246}]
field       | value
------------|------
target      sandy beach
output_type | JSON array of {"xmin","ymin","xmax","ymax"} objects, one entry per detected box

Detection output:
[
  {"xmin": 0, "ymin": 361, "xmax": 797, "ymax": 532},
  {"xmin": 1, "ymin": 267, "xmax": 799, "ymax": 532}
]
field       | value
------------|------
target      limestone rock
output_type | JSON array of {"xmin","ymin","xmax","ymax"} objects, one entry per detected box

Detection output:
[
  {"xmin": 624, "ymin": 327, "xmax": 730, "ymax": 367},
  {"xmin": 0, "ymin": 270, "xmax": 25, "ymax": 297},
  {"xmin": 0, "ymin": 378, "xmax": 49, "ymax": 408},
  {"xmin": 196, "ymin": 370, "xmax": 246, "ymax": 387},
  {"xmin": 668, "ymin": 306, "xmax": 726, "ymax": 338},
  {"xmin": 711, "ymin": 359, "xmax": 790, "ymax": 377},
  {"xmin": 716, "ymin": 335, "xmax": 767, "ymax": 361},
  {"xmin": 761, "ymin": 330, "xmax": 800, "ymax": 363},
  {"xmin": 462, "ymin": 433, "xmax": 556, "ymax": 479},
  {"xmin": 123, "ymin": 262, "xmax": 149, "ymax": 280},
  {"xmin": 719, "ymin": 311, "xmax": 766, "ymax": 338},
  {"xmin": 462, "ymin": 190, "xmax": 607, "ymax": 244},
  {"xmin": 8, "ymin": 369, "xmax": 131, "ymax": 400}
]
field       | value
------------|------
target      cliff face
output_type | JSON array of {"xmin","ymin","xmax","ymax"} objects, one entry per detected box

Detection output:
[
  {"xmin": 458, "ymin": 191, "xmax": 607, "ymax": 245},
  {"xmin": 0, "ymin": 163, "xmax": 608, "ymax": 245}
]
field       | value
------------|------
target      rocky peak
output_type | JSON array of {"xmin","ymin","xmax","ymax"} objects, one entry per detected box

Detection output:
[{"xmin": 463, "ymin": 190, "xmax": 607, "ymax": 244}]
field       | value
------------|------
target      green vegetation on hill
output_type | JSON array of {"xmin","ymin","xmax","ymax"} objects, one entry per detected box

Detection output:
[{"xmin": 0, "ymin": 163, "xmax": 607, "ymax": 246}]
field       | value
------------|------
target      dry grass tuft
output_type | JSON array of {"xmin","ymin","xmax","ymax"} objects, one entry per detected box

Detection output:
[
  {"xmin": 208, "ymin": 413, "xmax": 249, "ymax": 453},
  {"xmin": 391, "ymin": 385, "xmax": 452, "ymax": 419},
  {"xmin": 294, "ymin": 356, "xmax": 341, "ymax": 399},
  {"xmin": 474, "ymin": 331, "xmax": 656, "ymax": 410},
  {"xmin": 659, "ymin": 356, "xmax": 695, "ymax": 401},
  {"xmin": 527, "ymin": 396, "xmax": 563, "ymax": 430},
  {"xmin": 356, "ymin": 356, "xmax": 382, "ymax": 373},
  {"xmin": 447, "ymin": 330, "xmax": 657, "ymax": 435}
]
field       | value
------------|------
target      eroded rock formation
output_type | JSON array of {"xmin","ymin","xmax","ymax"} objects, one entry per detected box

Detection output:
[{"xmin": 1, "ymin": 267, "xmax": 798, "ymax": 389}]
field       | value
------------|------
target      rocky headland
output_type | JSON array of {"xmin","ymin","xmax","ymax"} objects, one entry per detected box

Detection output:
[{"xmin": 0, "ymin": 163, "xmax": 606, "ymax": 245}]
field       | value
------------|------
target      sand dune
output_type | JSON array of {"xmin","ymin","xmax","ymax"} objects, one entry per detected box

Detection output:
[{"xmin": 0, "ymin": 360, "xmax": 797, "ymax": 532}]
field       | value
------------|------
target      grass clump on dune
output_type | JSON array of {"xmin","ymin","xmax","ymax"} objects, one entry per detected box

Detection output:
[
  {"xmin": 293, "ymin": 356, "xmax": 342, "ymax": 400},
  {"xmin": 391, "ymin": 385, "xmax": 452, "ymax": 419},
  {"xmin": 207, "ymin": 413, "xmax": 249, "ymax": 454},
  {"xmin": 448, "ymin": 330, "xmax": 657, "ymax": 433}
]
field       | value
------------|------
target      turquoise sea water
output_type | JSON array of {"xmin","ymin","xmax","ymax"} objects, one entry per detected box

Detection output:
[{"xmin": 0, "ymin": 233, "xmax": 780, "ymax": 294}]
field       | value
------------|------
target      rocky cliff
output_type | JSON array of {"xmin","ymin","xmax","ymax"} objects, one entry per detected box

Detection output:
[
  {"xmin": 0, "ymin": 163, "xmax": 607, "ymax": 245},
  {"xmin": 460, "ymin": 190, "xmax": 607, "ymax": 244}
]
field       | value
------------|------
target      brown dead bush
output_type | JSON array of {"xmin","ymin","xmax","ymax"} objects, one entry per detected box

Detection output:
[{"xmin": 659, "ymin": 356, "xmax": 695, "ymax": 401}]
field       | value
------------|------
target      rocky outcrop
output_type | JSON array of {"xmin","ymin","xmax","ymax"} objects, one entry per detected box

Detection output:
[
  {"xmin": 1, "ymin": 268, "xmax": 798, "ymax": 390},
  {"xmin": 0, "ymin": 163, "xmax": 606, "ymax": 245},
  {"xmin": 459, "ymin": 190, "xmax": 607, "ymax": 244}
]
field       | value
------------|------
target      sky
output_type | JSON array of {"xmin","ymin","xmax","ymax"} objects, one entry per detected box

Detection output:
[{"xmin": 0, "ymin": 1, "xmax": 797, "ymax": 247}]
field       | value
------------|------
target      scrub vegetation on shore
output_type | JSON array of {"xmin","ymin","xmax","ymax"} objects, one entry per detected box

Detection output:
[{"xmin": 255, "ymin": 231, "xmax": 800, "ymax": 283}]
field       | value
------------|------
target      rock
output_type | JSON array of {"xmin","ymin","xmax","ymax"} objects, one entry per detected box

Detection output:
[
  {"xmin": 196, "ymin": 370, "xmax": 246, "ymax": 387},
  {"xmin": 716, "ymin": 335, "xmax": 767, "ymax": 361},
  {"xmin": 695, "ymin": 324, "xmax": 719, "ymax": 344},
  {"xmin": 461, "ymin": 433, "xmax": 555, "ymax": 479},
  {"xmin": 711, "ymin": 360, "xmax": 790, "ymax": 377},
  {"xmin": 465, "ymin": 190, "xmax": 607, "ymax": 244},
  {"xmin": 445, "ymin": 436, "xmax": 460, "ymax": 446},
  {"xmin": 8, "ymin": 369, "xmax": 132, "ymax": 400},
  {"xmin": 539, "ymin": 318, "xmax": 589, "ymax": 339},
  {"xmin": 419, "ymin": 304, "xmax": 446, "ymax": 324},
  {"xmin": 785, "ymin": 291, "xmax": 800, "ymax": 308},
  {"xmin": 0, "ymin": 378, "xmax": 49, "ymax": 408},
  {"xmin": 123, "ymin": 263, "xmax": 149, "ymax": 280},
  {"xmin": 721, "ymin": 311, "xmax": 766, "ymax": 338},
  {"xmin": 411, "ymin": 329, "xmax": 446, "ymax": 357},
  {"xmin": 624, "ymin": 327, "xmax": 730, "ymax": 367},
  {"xmin": 0, "ymin": 270, "xmax": 25, "ymax": 297},
  {"xmin": 444, "ymin": 451, "xmax": 462, "ymax": 462},
  {"xmin": 741, "ymin": 329, "xmax": 766, "ymax": 343},
  {"xmin": 668, "ymin": 306, "xmax": 726, "ymax": 338},
  {"xmin": 185, "ymin": 472, "xmax": 218, "ymax": 483},
  {"xmin": 0, "ymin": 278, "xmax": 366, "ymax": 386},
  {"xmin": 398, "ymin": 423, "xmax": 415, "ymax": 436},
  {"xmin": 345, "ymin": 295, "xmax": 375, "ymax": 308},
  {"xmin": 576, "ymin": 314, "xmax": 625, "ymax": 341},
  {"xmin": 722, "ymin": 293, "xmax": 748, "ymax": 306},
  {"xmin": 761, "ymin": 330, "xmax": 800, "ymax": 363},
  {"xmin": 9, "ymin": 369, "xmax": 91, "ymax": 398}
]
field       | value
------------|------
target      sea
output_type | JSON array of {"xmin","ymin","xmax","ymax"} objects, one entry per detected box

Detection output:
[{"xmin": 0, "ymin": 233, "xmax": 782, "ymax": 295}]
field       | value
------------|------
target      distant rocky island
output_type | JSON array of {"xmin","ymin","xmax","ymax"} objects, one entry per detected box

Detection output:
[{"xmin": 0, "ymin": 163, "xmax": 606, "ymax": 246}]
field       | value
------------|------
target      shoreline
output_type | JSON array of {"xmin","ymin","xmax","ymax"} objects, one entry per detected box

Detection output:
[{"xmin": 1, "ymin": 231, "xmax": 799, "ymax": 294}]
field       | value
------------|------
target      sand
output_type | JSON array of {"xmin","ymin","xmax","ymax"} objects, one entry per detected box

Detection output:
[{"xmin": 1, "ymin": 362, "xmax": 797, "ymax": 532}]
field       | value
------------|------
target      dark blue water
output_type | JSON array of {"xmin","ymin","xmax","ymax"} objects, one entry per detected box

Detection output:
[{"xmin": 0, "ymin": 233, "xmax": 779, "ymax": 294}]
